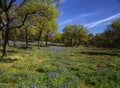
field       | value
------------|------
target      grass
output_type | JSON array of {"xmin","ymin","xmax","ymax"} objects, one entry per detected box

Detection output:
[{"xmin": 0, "ymin": 46, "xmax": 120, "ymax": 88}]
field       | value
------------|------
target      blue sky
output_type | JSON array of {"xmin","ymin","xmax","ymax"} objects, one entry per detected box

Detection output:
[{"xmin": 57, "ymin": 0, "xmax": 120, "ymax": 34}]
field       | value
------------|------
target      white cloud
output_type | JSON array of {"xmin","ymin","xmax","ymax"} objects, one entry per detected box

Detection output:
[
  {"xmin": 58, "ymin": 12, "xmax": 98, "ymax": 26},
  {"xmin": 85, "ymin": 13, "xmax": 120, "ymax": 29}
]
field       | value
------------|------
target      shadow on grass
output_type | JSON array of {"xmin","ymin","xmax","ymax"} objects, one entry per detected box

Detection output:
[
  {"xmin": 0, "ymin": 49, "xmax": 19, "ymax": 54},
  {"xmin": 17, "ymin": 46, "xmax": 34, "ymax": 49},
  {"xmin": 8, "ymin": 50, "xmax": 19, "ymax": 54},
  {"xmin": 111, "ymin": 50, "xmax": 120, "ymax": 53},
  {"xmin": 0, "ymin": 56, "xmax": 18, "ymax": 63},
  {"xmin": 81, "ymin": 51, "xmax": 120, "ymax": 57}
]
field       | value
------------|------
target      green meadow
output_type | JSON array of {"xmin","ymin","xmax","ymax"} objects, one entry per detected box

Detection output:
[
  {"xmin": 0, "ymin": 0, "xmax": 120, "ymax": 88},
  {"xmin": 0, "ymin": 46, "xmax": 119, "ymax": 88}
]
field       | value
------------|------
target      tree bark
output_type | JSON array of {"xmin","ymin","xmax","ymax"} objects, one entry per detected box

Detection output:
[
  {"xmin": 25, "ymin": 28, "xmax": 28, "ymax": 48},
  {"xmin": 70, "ymin": 38, "xmax": 73, "ymax": 46},
  {"xmin": 13, "ymin": 35, "xmax": 16, "ymax": 47},
  {"xmin": 0, "ymin": 31, "xmax": 2, "ymax": 46},
  {"xmin": 45, "ymin": 35, "xmax": 48, "ymax": 46},
  {"xmin": 3, "ymin": 29, "xmax": 10, "ymax": 56},
  {"xmin": 13, "ymin": 29, "xmax": 17, "ymax": 47},
  {"xmin": 8, "ymin": 39, "xmax": 10, "ymax": 46},
  {"xmin": 2, "ymin": 9, "xmax": 11, "ymax": 56},
  {"xmin": 38, "ymin": 30, "xmax": 42, "ymax": 49}
]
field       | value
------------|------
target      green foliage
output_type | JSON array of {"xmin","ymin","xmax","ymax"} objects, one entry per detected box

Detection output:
[
  {"xmin": 50, "ymin": 33, "xmax": 63, "ymax": 43},
  {"xmin": 104, "ymin": 19, "xmax": 120, "ymax": 48},
  {"xmin": 90, "ymin": 19, "xmax": 120, "ymax": 48},
  {"xmin": 0, "ymin": 0, "xmax": 60, "ymax": 56},
  {"xmin": 62, "ymin": 25, "xmax": 88, "ymax": 46}
]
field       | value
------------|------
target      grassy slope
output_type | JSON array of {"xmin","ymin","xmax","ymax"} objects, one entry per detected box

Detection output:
[{"xmin": 0, "ymin": 46, "xmax": 120, "ymax": 88}]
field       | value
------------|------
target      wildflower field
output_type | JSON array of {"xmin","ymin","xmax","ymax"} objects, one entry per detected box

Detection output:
[{"xmin": 0, "ymin": 46, "xmax": 120, "ymax": 88}]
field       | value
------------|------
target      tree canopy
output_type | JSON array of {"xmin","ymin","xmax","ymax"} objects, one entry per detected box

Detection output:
[
  {"xmin": 62, "ymin": 25, "xmax": 88, "ymax": 46},
  {"xmin": 0, "ymin": 0, "xmax": 60, "ymax": 56}
]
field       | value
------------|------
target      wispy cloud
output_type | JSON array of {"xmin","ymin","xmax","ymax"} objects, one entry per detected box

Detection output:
[
  {"xmin": 61, "ymin": 0, "xmax": 66, "ymax": 3},
  {"xmin": 85, "ymin": 13, "xmax": 120, "ymax": 29},
  {"xmin": 58, "ymin": 12, "xmax": 98, "ymax": 26},
  {"xmin": 59, "ymin": 11, "xmax": 64, "ymax": 16}
]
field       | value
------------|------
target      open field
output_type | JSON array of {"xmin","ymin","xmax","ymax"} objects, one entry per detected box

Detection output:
[
  {"xmin": 0, "ymin": 46, "xmax": 120, "ymax": 88},
  {"xmin": 0, "ymin": 0, "xmax": 120, "ymax": 88}
]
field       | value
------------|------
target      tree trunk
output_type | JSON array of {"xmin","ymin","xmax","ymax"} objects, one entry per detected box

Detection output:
[
  {"xmin": 38, "ymin": 30, "xmax": 42, "ymax": 49},
  {"xmin": 25, "ymin": 28, "xmax": 28, "ymax": 48},
  {"xmin": 13, "ymin": 29, "xmax": 17, "ymax": 47},
  {"xmin": 14, "ymin": 35, "xmax": 16, "ymax": 47},
  {"xmin": 45, "ymin": 35, "xmax": 48, "ymax": 46},
  {"xmin": 0, "ymin": 31, "xmax": 2, "ymax": 46},
  {"xmin": 3, "ymin": 29, "xmax": 10, "ymax": 56},
  {"xmin": 2, "ymin": 30, "xmax": 4, "ymax": 45},
  {"xmin": 70, "ymin": 38, "xmax": 73, "ymax": 46},
  {"xmin": 38, "ymin": 40, "xmax": 40, "ymax": 49},
  {"xmin": 8, "ymin": 40, "xmax": 10, "ymax": 46}
]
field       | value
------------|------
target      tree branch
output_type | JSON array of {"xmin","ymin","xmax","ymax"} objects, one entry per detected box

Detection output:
[
  {"xmin": 0, "ymin": 26, "xmax": 4, "ymax": 31},
  {"xmin": 10, "ymin": 11, "xmax": 38, "ymax": 29},
  {"xmin": 0, "ymin": 10, "xmax": 3, "ymax": 14},
  {"xmin": 0, "ymin": 16, "xmax": 6, "ymax": 27},
  {"xmin": 6, "ymin": 0, "xmax": 16, "ymax": 11}
]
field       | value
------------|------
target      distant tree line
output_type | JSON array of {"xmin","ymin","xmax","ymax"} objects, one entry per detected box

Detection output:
[
  {"xmin": 50, "ymin": 19, "xmax": 120, "ymax": 48},
  {"xmin": 90, "ymin": 19, "xmax": 120, "ymax": 48},
  {"xmin": 49, "ymin": 25, "xmax": 89, "ymax": 47}
]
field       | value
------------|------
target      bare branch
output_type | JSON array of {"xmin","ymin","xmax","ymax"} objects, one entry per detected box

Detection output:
[
  {"xmin": 6, "ymin": 0, "xmax": 16, "ymax": 11},
  {"xmin": 10, "ymin": 7, "xmax": 46, "ymax": 29},
  {"xmin": 10, "ymin": 11, "xmax": 38, "ymax": 29}
]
